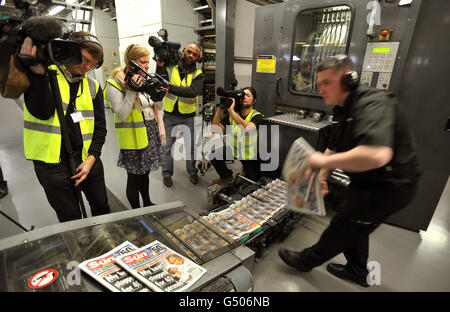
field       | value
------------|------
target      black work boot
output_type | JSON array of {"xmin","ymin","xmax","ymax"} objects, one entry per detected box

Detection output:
[
  {"xmin": 327, "ymin": 263, "xmax": 370, "ymax": 287},
  {"xmin": 278, "ymin": 248, "xmax": 313, "ymax": 272}
]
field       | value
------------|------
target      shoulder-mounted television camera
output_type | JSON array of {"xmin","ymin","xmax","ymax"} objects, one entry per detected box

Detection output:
[
  {"xmin": 148, "ymin": 28, "xmax": 182, "ymax": 67},
  {"xmin": 1, "ymin": 1, "xmax": 82, "ymax": 98},
  {"xmin": 1, "ymin": 1, "xmax": 81, "ymax": 68},
  {"xmin": 125, "ymin": 60, "xmax": 172, "ymax": 102}
]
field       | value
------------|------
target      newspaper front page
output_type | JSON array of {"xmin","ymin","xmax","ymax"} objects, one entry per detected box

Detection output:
[
  {"xmin": 282, "ymin": 137, "xmax": 326, "ymax": 216},
  {"xmin": 78, "ymin": 241, "xmax": 151, "ymax": 292},
  {"xmin": 115, "ymin": 240, "xmax": 207, "ymax": 292}
]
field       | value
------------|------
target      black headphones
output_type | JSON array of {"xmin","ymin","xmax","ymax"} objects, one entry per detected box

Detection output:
[
  {"xmin": 67, "ymin": 33, "xmax": 104, "ymax": 68},
  {"xmin": 330, "ymin": 54, "xmax": 359, "ymax": 91}
]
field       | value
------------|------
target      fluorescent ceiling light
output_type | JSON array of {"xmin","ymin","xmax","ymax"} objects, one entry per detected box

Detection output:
[{"xmin": 48, "ymin": 5, "xmax": 65, "ymax": 15}]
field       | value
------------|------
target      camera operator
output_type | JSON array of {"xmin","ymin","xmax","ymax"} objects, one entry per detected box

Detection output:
[
  {"xmin": 104, "ymin": 44, "xmax": 164, "ymax": 209},
  {"xmin": 156, "ymin": 43, "xmax": 204, "ymax": 187},
  {"xmin": 20, "ymin": 31, "xmax": 110, "ymax": 222},
  {"xmin": 210, "ymin": 87, "xmax": 264, "ymax": 183}
]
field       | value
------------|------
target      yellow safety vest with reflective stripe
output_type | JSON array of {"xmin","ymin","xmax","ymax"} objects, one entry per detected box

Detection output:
[
  {"xmin": 23, "ymin": 65, "xmax": 98, "ymax": 163},
  {"xmin": 104, "ymin": 78, "xmax": 148, "ymax": 150},
  {"xmin": 163, "ymin": 65, "xmax": 202, "ymax": 114},
  {"xmin": 230, "ymin": 109, "xmax": 262, "ymax": 160}
]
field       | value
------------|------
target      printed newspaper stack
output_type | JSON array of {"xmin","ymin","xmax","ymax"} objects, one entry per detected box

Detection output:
[
  {"xmin": 173, "ymin": 220, "xmax": 228, "ymax": 257},
  {"xmin": 204, "ymin": 209, "xmax": 260, "ymax": 240},
  {"xmin": 115, "ymin": 240, "xmax": 207, "ymax": 292},
  {"xmin": 78, "ymin": 241, "xmax": 151, "ymax": 292},
  {"xmin": 203, "ymin": 179, "xmax": 288, "ymax": 240},
  {"xmin": 282, "ymin": 137, "xmax": 326, "ymax": 216}
]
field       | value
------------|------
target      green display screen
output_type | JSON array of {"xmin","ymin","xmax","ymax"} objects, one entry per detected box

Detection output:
[{"xmin": 373, "ymin": 47, "xmax": 390, "ymax": 53}]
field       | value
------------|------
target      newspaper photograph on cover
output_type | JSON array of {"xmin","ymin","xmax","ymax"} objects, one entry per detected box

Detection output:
[
  {"xmin": 282, "ymin": 137, "xmax": 326, "ymax": 216},
  {"xmin": 115, "ymin": 240, "xmax": 207, "ymax": 292},
  {"xmin": 78, "ymin": 241, "xmax": 151, "ymax": 292}
]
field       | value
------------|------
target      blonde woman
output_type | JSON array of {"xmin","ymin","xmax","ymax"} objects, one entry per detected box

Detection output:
[{"xmin": 104, "ymin": 44, "xmax": 165, "ymax": 208}]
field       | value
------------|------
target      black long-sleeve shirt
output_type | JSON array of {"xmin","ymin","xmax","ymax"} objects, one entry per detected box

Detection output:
[
  {"xmin": 156, "ymin": 64, "xmax": 204, "ymax": 118},
  {"xmin": 329, "ymin": 85, "xmax": 421, "ymax": 187},
  {"xmin": 24, "ymin": 71, "xmax": 107, "ymax": 163}
]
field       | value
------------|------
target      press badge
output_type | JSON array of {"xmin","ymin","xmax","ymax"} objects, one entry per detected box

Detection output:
[{"xmin": 70, "ymin": 111, "xmax": 84, "ymax": 123}]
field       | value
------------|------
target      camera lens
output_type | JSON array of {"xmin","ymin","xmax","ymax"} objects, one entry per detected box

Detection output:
[{"xmin": 48, "ymin": 39, "xmax": 82, "ymax": 65}]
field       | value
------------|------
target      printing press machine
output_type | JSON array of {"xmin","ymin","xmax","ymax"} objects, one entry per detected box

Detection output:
[{"xmin": 0, "ymin": 177, "xmax": 297, "ymax": 292}]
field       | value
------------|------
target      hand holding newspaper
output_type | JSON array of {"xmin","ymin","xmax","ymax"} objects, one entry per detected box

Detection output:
[{"xmin": 282, "ymin": 137, "xmax": 326, "ymax": 216}]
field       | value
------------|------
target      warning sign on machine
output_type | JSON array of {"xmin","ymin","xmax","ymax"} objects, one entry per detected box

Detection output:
[{"xmin": 28, "ymin": 269, "xmax": 58, "ymax": 289}]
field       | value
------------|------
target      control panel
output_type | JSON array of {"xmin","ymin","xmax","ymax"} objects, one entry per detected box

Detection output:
[{"xmin": 360, "ymin": 42, "xmax": 400, "ymax": 90}]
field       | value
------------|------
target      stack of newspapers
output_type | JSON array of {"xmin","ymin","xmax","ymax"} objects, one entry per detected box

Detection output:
[
  {"xmin": 203, "ymin": 179, "xmax": 288, "ymax": 240},
  {"xmin": 79, "ymin": 240, "xmax": 207, "ymax": 292},
  {"xmin": 282, "ymin": 137, "xmax": 326, "ymax": 216}
]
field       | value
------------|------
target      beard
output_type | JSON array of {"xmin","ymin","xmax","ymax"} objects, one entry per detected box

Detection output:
[{"xmin": 181, "ymin": 55, "xmax": 196, "ymax": 71}]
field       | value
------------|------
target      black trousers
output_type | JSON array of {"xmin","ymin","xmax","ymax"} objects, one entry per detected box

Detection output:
[
  {"xmin": 33, "ymin": 158, "xmax": 110, "ymax": 222},
  {"xmin": 126, "ymin": 171, "xmax": 152, "ymax": 209},
  {"xmin": 210, "ymin": 146, "xmax": 262, "ymax": 182},
  {"xmin": 297, "ymin": 183, "xmax": 418, "ymax": 275},
  {"xmin": 0, "ymin": 165, "xmax": 6, "ymax": 186}
]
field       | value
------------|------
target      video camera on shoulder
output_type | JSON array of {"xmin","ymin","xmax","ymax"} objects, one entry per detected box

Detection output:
[
  {"xmin": 1, "ymin": 1, "xmax": 82, "ymax": 98},
  {"xmin": 216, "ymin": 87, "xmax": 245, "ymax": 111},
  {"xmin": 1, "ymin": 2, "xmax": 83, "ymax": 67},
  {"xmin": 148, "ymin": 29, "xmax": 181, "ymax": 67},
  {"xmin": 125, "ymin": 60, "xmax": 172, "ymax": 102}
]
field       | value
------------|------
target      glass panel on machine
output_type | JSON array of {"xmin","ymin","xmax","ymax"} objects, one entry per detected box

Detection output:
[
  {"xmin": 148, "ymin": 208, "xmax": 233, "ymax": 264},
  {"xmin": 290, "ymin": 5, "xmax": 352, "ymax": 94}
]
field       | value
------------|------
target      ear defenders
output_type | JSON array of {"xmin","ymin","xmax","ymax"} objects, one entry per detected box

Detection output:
[{"xmin": 330, "ymin": 54, "xmax": 359, "ymax": 91}]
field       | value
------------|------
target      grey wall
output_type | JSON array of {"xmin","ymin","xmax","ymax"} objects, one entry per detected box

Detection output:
[{"xmin": 92, "ymin": 9, "xmax": 121, "ymax": 87}]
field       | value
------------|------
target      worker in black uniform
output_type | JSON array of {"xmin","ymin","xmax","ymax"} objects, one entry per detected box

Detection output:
[{"xmin": 278, "ymin": 55, "xmax": 421, "ymax": 287}]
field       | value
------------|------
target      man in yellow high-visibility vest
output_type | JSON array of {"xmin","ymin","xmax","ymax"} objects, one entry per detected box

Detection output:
[
  {"xmin": 20, "ymin": 32, "xmax": 110, "ymax": 222},
  {"xmin": 156, "ymin": 43, "xmax": 204, "ymax": 187}
]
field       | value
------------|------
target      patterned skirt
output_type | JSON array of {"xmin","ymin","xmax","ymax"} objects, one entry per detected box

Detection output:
[{"xmin": 117, "ymin": 119, "xmax": 163, "ymax": 175}]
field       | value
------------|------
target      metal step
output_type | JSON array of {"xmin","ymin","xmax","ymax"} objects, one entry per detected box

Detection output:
[{"xmin": 194, "ymin": 5, "xmax": 211, "ymax": 11}]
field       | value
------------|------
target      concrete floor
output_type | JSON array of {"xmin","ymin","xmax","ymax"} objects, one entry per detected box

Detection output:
[{"xmin": 1, "ymin": 97, "xmax": 449, "ymax": 291}]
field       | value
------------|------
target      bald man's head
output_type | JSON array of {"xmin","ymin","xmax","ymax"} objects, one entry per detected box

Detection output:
[{"xmin": 181, "ymin": 43, "xmax": 201, "ymax": 69}]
